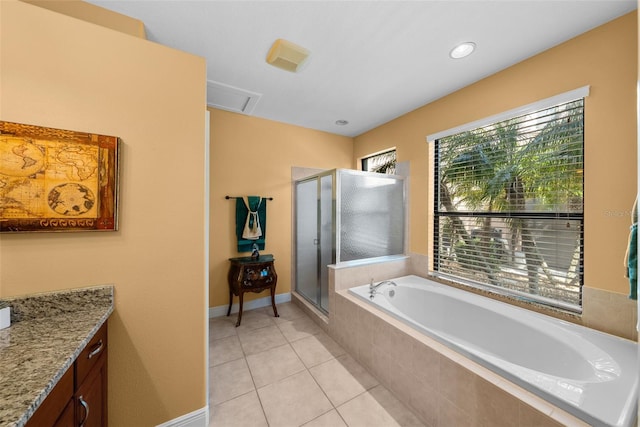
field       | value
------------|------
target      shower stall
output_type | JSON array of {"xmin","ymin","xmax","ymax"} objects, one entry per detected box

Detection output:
[{"xmin": 294, "ymin": 169, "xmax": 406, "ymax": 313}]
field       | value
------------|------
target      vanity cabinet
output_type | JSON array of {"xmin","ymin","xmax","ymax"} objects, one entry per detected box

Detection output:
[
  {"xmin": 26, "ymin": 322, "xmax": 108, "ymax": 427},
  {"xmin": 75, "ymin": 322, "xmax": 108, "ymax": 426},
  {"xmin": 56, "ymin": 401, "xmax": 75, "ymax": 426},
  {"xmin": 25, "ymin": 367, "xmax": 73, "ymax": 427}
]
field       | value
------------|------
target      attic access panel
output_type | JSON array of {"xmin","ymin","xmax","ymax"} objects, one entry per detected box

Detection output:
[
  {"xmin": 0, "ymin": 121, "xmax": 119, "ymax": 232},
  {"xmin": 207, "ymin": 80, "xmax": 261, "ymax": 115}
]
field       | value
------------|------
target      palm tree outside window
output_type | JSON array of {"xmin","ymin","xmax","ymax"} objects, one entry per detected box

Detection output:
[
  {"xmin": 362, "ymin": 149, "xmax": 396, "ymax": 174},
  {"xmin": 432, "ymin": 97, "xmax": 584, "ymax": 312}
]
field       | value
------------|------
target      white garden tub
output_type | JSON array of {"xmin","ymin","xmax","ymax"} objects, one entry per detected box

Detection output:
[{"xmin": 348, "ymin": 275, "xmax": 638, "ymax": 427}]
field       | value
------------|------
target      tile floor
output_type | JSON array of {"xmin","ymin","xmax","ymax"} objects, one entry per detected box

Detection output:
[{"xmin": 209, "ymin": 302, "xmax": 425, "ymax": 427}]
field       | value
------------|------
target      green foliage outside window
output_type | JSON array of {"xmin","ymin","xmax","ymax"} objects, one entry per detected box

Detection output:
[{"xmin": 434, "ymin": 100, "xmax": 584, "ymax": 310}]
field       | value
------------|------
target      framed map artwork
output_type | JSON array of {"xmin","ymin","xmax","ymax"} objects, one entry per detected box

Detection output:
[{"xmin": 0, "ymin": 121, "xmax": 119, "ymax": 232}]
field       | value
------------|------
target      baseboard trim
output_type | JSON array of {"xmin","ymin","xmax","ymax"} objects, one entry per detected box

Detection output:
[
  {"xmin": 156, "ymin": 406, "xmax": 208, "ymax": 427},
  {"xmin": 209, "ymin": 293, "xmax": 291, "ymax": 318}
]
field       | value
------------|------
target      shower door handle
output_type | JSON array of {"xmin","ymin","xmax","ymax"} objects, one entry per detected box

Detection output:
[{"xmin": 313, "ymin": 239, "xmax": 319, "ymax": 245}]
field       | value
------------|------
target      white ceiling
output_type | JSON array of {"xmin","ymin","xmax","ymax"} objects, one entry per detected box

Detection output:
[{"xmin": 86, "ymin": 0, "xmax": 637, "ymax": 137}]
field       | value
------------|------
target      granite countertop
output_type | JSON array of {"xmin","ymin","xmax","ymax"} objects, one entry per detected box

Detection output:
[{"xmin": 0, "ymin": 286, "xmax": 114, "ymax": 427}]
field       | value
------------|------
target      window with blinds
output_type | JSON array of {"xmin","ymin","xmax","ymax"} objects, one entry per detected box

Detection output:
[{"xmin": 433, "ymin": 98, "xmax": 584, "ymax": 312}]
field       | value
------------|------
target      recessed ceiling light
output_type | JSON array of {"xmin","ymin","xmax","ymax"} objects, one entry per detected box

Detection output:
[
  {"xmin": 335, "ymin": 120, "xmax": 349, "ymax": 126},
  {"xmin": 450, "ymin": 42, "xmax": 476, "ymax": 59}
]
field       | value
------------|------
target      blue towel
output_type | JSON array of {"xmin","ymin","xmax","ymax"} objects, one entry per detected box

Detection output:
[
  {"xmin": 235, "ymin": 196, "xmax": 267, "ymax": 253},
  {"xmin": 628, "ymin": 223, "xmax": 637, "ymax": 300}
]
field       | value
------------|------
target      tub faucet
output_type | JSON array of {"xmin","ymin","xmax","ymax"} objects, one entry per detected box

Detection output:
[{"xmin": 369, "ymin": 279, "xmax": 397, "ymax": 299}]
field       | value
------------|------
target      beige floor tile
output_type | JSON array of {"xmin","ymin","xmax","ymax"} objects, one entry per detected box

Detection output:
[
  {"xmin": 258, "ymin": 370, "xmax": 333, "ymax": 427},
  {"xmin": 209, "ymin": 316, "xmax": 237, "ymax": 341},
  {"xmin": 210, "ymin": 334, "xmax": 244, "ymax": 367},
  {"xmin": 301, "ymin": 410, "xmax": 348, "ymax": 427},
  {"xmin": 290, "ymin": 332, "xmax": 346, "ymax": 368},
  {"xmin": 209, "ymin": 302, "xmax": 426, "ymax": 427},
  {"xmin": 246, "ymin": 343, "xmax": 306, "ymax": 388},
  {"xmin": 257, "ymin": 301, "xmax": 281, "ymax": 316},
  {"xmin": 210, "ymin": 358, "xmax": 255, "ymax": 406},
  {"xmin": 309, "ymin": 355, "xmax": 377, "ymax": 406},
  {"xmin": 278, "ymin": 315, "xmax": 324, "ymax": 342},
  {"xmin": 337, "ymin": 389, "xmax": 403, "ymax": 427},
  {"xmin": 209, "ymin": 390, "xmax": 268, "ymax": 427},
  {"xmin": 238, "ymin": 324, "xmax": 287, "ymax": 355},
  {"xmin": 271, "ymin": 301, "xmax": 307, "ymax": 322},
  {"xmin": 234, "ymin": 307, "xmax": 278, "ymax": 331}
]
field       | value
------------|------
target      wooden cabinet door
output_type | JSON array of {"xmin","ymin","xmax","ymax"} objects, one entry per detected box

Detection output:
[
  {"xmin": 75, "ymin": 352, "xmax": 107, "ymax": 427},
  {"xmin": 54, "ymin": 400, "xmax": 74, "ymax": 427},
  {"xmin": 25, "ymin": 367, "xmax": 73, "ymax": 427}
]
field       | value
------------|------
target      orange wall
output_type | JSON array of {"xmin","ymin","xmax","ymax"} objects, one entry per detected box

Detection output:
[
  {"xmin": 1, "ymin": 1, "xmax": 207, "ymax": 425},
  {"xmin": 355, "ymin": 12, "xmax": 638, "ymax": 295},
  {"xmin": 209, "ymin": 109, "xmax": 353, "ymax": 308},
  {"xmin": 21, "ymin": 0, "xmax": 146, "ymax": 38}
]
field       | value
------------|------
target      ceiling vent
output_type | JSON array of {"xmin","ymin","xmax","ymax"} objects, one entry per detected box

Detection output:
[
  {"xmin": 266, "ymin": 39, "xmax": 310, "ymax": 73},
  {"xmin": 206, "ymin": 80, "xmax": 261, "ymax": 115}
]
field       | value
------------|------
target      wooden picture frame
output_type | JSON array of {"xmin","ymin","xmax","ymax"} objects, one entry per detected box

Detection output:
[{"xmin": 0, "ymin": 121, "xmax": 119, "ymax": 232}]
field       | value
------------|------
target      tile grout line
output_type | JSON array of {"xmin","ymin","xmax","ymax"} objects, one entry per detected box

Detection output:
[
  {"xmin": 211, "ymin": 313, "xmax": 275, "ymax": 425},
  {"xmin": 234, "ymin": 316, "xmax": 272, "ymax": 425},
  {"xmin": 303, "ymin": 358, "xmax": 353, "ymax": 427},
  {"xmin": 211, "ymin": 303, "xmax": 418, "ymax": 427},
  {"xmin": 279, "ymin": 317, "xmax": 371, "ymax": 427},
  {"xmin": 272, "ymin": 317, "xmax": 338, "ymax": 426},
  {"xmin": 251, "ymin": 307, "xmax": 341, "ymax": 426},
  {"xmin": 230, "ymin": 305, "xmax": 327, "ymax": 426},
  {"xmin": 246, "ymin": 349, "xmax": 272, "ymax": 426}
]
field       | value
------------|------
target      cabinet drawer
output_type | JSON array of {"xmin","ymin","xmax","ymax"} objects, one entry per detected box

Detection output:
[
  {"xmin": 75, "ymin": 352, "xmax": 107, "ymax": 427},
  {"xmin": 75, "ymin": 323, "xmax": 107, "ymax": 388},
  {"xmin": 25, "ymin": 366, "xmax": 73, "ymax": 427}
]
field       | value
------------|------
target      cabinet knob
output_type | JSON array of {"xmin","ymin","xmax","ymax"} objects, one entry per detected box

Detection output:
[{"xmin": 78, "ymin": 395, "xmax": 90, "ymax": 426}]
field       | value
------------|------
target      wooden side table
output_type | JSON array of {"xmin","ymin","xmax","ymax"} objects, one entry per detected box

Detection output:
[{"xmin": 227, "ymin": 254, "xmax": 279, "ymax": 327}]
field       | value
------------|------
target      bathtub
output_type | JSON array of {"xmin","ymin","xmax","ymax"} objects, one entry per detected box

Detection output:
[{"xmin": 348, "ymin": 275, "xmax": 638, "ymax": 427}]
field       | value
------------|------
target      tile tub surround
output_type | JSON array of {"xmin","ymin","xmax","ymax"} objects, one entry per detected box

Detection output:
[
  {"xmin": 326, "ymin": 291, "xmax": 592, "ymax": 427},
  {"xmin": 0, "ymin": 285, "xmax": 114, "ymax": 427},
  {"xmin": 582, "ymin": 286, "xmax": 638, "ymax": 341},
  {"xmin": 297, "ymin": 253, "xmax": 638, "ymax": 426}
]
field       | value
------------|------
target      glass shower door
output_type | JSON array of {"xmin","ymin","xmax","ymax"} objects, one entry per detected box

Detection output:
[
  {"xmin": 295, "ymin": 173, "xmax": 334, "ymax": 312},
  {"xmin": 318, "ymin": 174, "xmax": 333, "ymax": 311},
  {"xmin": 295, "ymin": 179, "xmax": 319, "ymax": 304},
  {"xmin": 295, "ymin": 169, "xmax": 406, "ymax": 312}
]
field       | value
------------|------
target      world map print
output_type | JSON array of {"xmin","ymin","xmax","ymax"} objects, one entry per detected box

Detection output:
[{"xmin": 0, "ymin": 121, "xmax": 119, "ymax": 232}]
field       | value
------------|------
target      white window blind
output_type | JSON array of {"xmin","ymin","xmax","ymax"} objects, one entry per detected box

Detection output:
[{"xmin": 432, "ymin": 97, "xmax": 584, "ymax": 312}]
